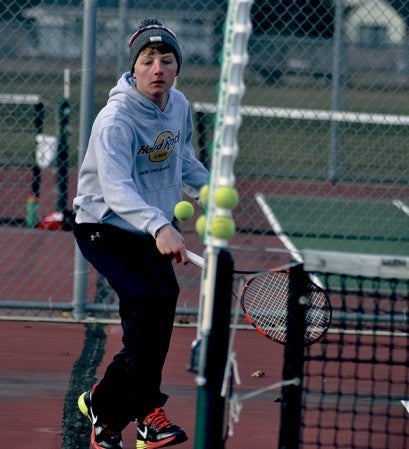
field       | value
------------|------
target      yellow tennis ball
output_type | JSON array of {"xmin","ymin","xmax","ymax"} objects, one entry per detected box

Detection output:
[
  {"xmin": 199, "ymin": 184, "xmax": 209, "ymax": 207},
  {"xmin": 195, "ymin": 214, "xmax": 206, "ymax": 236},
  {"xmin": 214, "ymin": 186, "xmax": 239, "ymax": 209},
  {"xmin": 210, "ymin": 216, "xmax": 235, "ymax": 240},
  {"xmin": 174, "ymin": 201, "xmax": 194, "ymax": 221}
]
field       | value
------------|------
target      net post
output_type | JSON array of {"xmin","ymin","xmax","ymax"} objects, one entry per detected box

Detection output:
[
  {"xmin": 26, "ymin": 99, "xmax": 45, "ymax": 227},
  {"xmin": 32, "ymin": 100, "xmax": 45, "ymax": 199},
  {"xmin": 33, "ymin": 100, "xmax": 45, "ymax": 135},
  {"xmin": 278, "ymin": 263, "xmax": 308, "ymax": 449},
  {"xmin": 56, "ymin": 97, "xmax": 70, "ymax": 215},
  {"xmin": 194, "ymin": 248, "xmax": 234, "ymax": 449}
]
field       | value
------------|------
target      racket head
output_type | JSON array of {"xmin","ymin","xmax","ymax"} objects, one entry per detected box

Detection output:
[{"xmin": 240, "ymin": 270, "xmax": 332, "ymax": 346}]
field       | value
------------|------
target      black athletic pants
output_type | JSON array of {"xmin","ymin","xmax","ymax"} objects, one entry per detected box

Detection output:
[{"xmin": 73, "ymin": 223, "xmax": 180, "ymax": 429}]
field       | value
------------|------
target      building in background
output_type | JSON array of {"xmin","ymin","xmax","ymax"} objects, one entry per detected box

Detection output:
[
  {"xmin": 20, "ymin": 2, "xmax": 219, "ymax": 66},
  {"xmin": 344, "ymin": 0, "xmax": 406, "ymax": 45}
]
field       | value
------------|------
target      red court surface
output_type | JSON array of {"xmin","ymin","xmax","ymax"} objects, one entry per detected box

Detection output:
[
  {"xmin": 2, "ymin": 174, "xmax": 408, "ymax": 448},
  {"xmin": 1, "ymin": 320, "xmax": 283, "ymax": 449}
]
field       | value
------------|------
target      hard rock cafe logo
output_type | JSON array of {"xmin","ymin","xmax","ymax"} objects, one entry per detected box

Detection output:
[{"xmin": 138, "ymin": 130, "xmax": 180, "ymax": 162}]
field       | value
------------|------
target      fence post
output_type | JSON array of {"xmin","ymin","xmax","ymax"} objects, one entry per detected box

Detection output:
[
  {"xmin": 329, "ymin": 0, "xmax": 348, "ymax": 182},
  {"xmin": 72, "ymin": 0, "xmax": 98, "ymax": 320},
  {"xmin": 195, "ymin": 110, "xmax": 210, "ymax": 169}
]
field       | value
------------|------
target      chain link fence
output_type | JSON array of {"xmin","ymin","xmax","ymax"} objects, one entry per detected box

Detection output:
[{"xmin": 1, "ymin": 0, "xmax": 408, "ymax": 320}]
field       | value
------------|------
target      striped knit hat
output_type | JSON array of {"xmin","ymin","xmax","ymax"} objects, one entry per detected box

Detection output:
[{"xmin": 128, "ymin": 18, "xmax": 182, "ymax": 75}]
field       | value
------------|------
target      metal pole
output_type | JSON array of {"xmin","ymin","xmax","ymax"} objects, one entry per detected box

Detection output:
[
  {"xmin": 329, "ymin": 0, "xmax": 347, "ymax": 182},
  {"xmin": 72, "ymin": 0, "xmax": 98, "ymax": 320},
  {"xmin": 56, "ymin": 68, "xmax": 71, "ymax": 214},
  {"xmin": 116, "ymin": 0, "xmax": 129, "ymax": 79}
]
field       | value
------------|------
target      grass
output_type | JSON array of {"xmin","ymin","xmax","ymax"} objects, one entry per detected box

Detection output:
[{"xmin": 199, "ymin": 114, "xmax": 409, "ymax": 182}]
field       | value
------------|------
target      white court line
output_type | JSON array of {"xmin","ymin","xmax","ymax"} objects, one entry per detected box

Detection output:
[
  {"xmin": 393, "ymin": 199, "xmax": 409, "ymax": 217},
  {"xmin": 255, "ymin": 193, "xmax": 323, "ymax": 288},
  {"xmin": 255, "ymin": 193, "xmax": 303, "ymax": 263}
]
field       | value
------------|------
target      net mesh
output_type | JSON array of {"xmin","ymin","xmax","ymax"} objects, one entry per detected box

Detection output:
[{"xmin": 298, "ymin": 271, "xmax": 409, "ymax": 449}]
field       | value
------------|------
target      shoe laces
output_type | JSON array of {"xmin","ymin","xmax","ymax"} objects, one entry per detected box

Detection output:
[{"xmin": 143, "ymin": 408, "xmax": 172, "ymax": 430}]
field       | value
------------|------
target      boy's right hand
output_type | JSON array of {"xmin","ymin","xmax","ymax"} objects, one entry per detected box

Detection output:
[{"xmin": 155, "ymin": 224, "xmax": 189, "ymax": 264}]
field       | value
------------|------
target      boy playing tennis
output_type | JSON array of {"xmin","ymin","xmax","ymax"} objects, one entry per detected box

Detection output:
[{"xmin": 73, "ymin": 18, "xmax": 208, "ymax": 449}]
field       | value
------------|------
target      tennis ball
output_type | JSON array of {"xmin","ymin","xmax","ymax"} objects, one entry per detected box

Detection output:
[
  {"xmin": 199, "ymin": 184, "xmax": 209, "ymax": 207},
  {"xmin": 210, "ymin": 216, "xmax": 235, "ymax": 240},
  {"xmin": 174, "ymin": 201, "xmax": 194, "ymax": 221},
  {"xmin": 214, "ymin": 186, "xmax": 239, "ymax": 209},
  {"xmin": 195, "ymin": 214, "xmax": 206, "ymax": 236}
]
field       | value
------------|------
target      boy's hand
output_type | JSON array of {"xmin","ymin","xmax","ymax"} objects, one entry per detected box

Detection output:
[{"xmin": 155, "ymin": 224, "xmax": 188, "ymax": 264}]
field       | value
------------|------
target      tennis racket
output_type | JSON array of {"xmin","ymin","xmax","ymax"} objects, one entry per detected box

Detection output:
[{"xmin": 187, "ymin": 250, "xmax": 332, "ymax": 347}]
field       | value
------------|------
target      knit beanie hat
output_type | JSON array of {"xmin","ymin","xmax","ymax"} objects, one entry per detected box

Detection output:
[{"xmin": 128, "ymin": 18, "xmax": 182, "ymax": 75}]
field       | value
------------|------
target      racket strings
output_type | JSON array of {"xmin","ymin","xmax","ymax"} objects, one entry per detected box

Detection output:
[
  {"xmin": 242, "ymin": 272, "xmax": 331, "ymax": 344},
  {"xmin": 305, "ymin": 288, "xmax": 330, "ymax": 340},
  {"xmin": 244, "ymin": 272, "xmax": 289, "ymax": 342}
]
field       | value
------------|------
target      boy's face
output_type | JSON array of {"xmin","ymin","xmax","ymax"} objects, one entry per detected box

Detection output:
[{"xmin": 133, "ymin": 46, "xmax": 178, "ymax": 105}]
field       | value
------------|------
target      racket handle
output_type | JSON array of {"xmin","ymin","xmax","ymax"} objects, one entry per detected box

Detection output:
[{"xmin": 187, "ymin": 250, "xmax": 205, "ymax": 268}]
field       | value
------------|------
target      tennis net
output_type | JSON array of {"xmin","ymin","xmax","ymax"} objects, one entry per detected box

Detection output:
[{"xmin": 280, "ymin": 249, "xmax": 409, "ymax": 449}]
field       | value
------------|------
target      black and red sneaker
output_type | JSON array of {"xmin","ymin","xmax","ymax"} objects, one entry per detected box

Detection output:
[
  {"xmin": 78, "ymin": 385, "xmax": 123, "ymax": 449},
  {"xmin": 136, "ymin": 407, "xmax": 187, "ymax": 449}
]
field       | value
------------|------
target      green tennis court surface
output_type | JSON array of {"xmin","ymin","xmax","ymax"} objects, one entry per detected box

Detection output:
[{"xmin": 263, "ymin": 195, "xmax": 409, "ymax": 256}]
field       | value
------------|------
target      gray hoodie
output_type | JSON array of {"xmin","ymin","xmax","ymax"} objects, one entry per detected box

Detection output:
[{"xmin": 73, "ymin": 72, "xmax": 208, "ymax": 237}]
